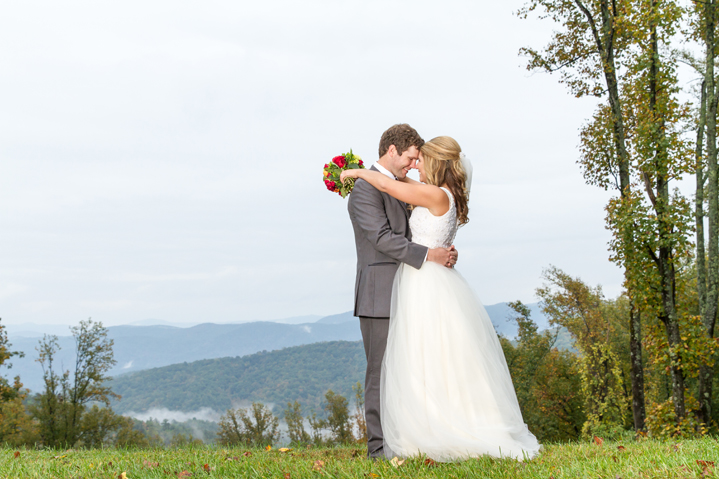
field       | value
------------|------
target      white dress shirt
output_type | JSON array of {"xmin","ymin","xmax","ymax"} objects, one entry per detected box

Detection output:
[{"xmin": 373, "ymin": 162, "xmax": 396, "ymax": 179}]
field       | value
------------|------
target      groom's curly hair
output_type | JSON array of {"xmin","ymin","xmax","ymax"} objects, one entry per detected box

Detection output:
[{"xmin": 378, "ymin": 124, "xmax": 424, "ymax": 157}]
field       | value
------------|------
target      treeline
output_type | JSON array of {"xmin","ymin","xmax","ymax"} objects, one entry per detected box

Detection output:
[
  {"xmin": 0, "ymin": 318, "xmax": 371, "ymax": 448},
  {"xmin": 216, "ymin": 386, "xmax": 367, "ymax": 447}
]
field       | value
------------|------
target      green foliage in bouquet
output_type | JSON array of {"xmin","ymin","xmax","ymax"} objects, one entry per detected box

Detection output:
[{"xmin": 322, "ymin": 150, "xmax": 365, "ymax": 198}]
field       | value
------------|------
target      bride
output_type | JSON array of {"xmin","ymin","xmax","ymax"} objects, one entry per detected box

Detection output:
[{"xmin": 340, "ymin": 136, "xmax": 540, "ymax": 462}]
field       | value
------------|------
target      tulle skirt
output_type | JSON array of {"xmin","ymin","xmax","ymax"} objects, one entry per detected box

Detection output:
[{"xmin": 380, "ymin": 262, "xmax": 541, "ymax": 462}]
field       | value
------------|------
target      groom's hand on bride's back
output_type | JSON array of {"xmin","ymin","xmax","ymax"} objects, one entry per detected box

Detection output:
[{"xmin": 427, "ymin": 245, "xmax": 458, "ymax": 268}]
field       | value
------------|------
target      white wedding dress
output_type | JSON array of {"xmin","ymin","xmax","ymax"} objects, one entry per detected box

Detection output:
[{"xmin": 380, "ymin": 187, "xmax": 541, "ymax": 462}]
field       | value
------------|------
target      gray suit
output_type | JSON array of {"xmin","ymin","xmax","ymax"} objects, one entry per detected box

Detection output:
[{"xmin": 347, "ymin": 166, "xmax": 428, "ymax": 457}]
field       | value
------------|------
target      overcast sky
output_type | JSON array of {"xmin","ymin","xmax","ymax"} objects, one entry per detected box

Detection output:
[{"xmin": 0, "ymin": 0, "xmax": 624, "ymax": 326}]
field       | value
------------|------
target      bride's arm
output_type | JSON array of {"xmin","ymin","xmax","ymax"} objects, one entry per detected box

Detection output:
[{"xmin": 341, "ymin": 169, "xmax": 448, "ymax": 214}]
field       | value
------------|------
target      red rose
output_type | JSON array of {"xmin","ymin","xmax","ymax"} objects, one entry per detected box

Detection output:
[
  {"xmin": 332, "ymin": 156, "xmax": 346, "ymax": 168},
  {"xmin": 324, "ymin": 164, "xmax": 329, "ymax": 168},
  {"xmin": 358, "ymin": 160, "xmax": 364, "ymax": 166},
  {"xmin": 326, "ymin": 180, "xmax": 336, "ymax": 191}
]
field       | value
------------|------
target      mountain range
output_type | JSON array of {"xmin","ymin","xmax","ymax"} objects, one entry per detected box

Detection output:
[{"xmin": 1, "ymin": 302, "xmax": 550, "ymax": 393}]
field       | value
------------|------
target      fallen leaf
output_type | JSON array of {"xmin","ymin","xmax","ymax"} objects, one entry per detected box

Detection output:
[
  {"xmin": 226, "ymin": 456, "xmax": 240, "ymax": 461},
  {"xmin": 13, "ymin": 451, "xmax": 20, "ymax": 459},
  {"xmin": 177, "ymin": 471, "xmax": 192, "ymax": 478},
  {"xmin": 617, "ymin": 445, "xmax": 626, "ymax": 452},
  {"xmin": 698, "ymin": 460, "xmax": 715, "ymax": 477},
  {"xmin": 243, "ymin": 451, "xmax": 252, "ymax": 457},
  {"xmin": 612, "ymin": 455, "xmax": 618, "ymax": 463},
  {"xmin": 278, "ymin": 448, "xmax": 292, "ymax": 453},
  {"xmin": 313, "ymin": 460, "xmax": 325, "ymax": 471},
  {"xmin": 390, "ymin": 457, "xmax": 405, "ymax": 468},
  {"xmin": 364, "ymin": 474, "xmax": 379, "ymax": 478},
  {"xmin": 118, "ymin": 473, "xmax": 128, "ymax": 479},
  {"xmin": 265, "ymin": 445, "xmax": 272, "ymax": 451},
  {"xmin": 143, "ymin": 460, "xmax": 159, "ymax": 468},
  {"xmin": 593, "ymin": 436, "xmax": 604, "ymax": 446},
  {"xmin": 284, "ymin": 474, "xmax": 291, "ymax": 479},
  {"xmin": 203, "ymin": 463, "xmax": 213, "ymax": 472},
  {"xmin": 424, "ymin": 458, "xmax": 437, "ymax": 467}
]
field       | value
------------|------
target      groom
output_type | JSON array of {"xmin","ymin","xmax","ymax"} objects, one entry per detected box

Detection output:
[{"xmin": 348, "ymin": 123, "xmax": 458, "ymax": 459}]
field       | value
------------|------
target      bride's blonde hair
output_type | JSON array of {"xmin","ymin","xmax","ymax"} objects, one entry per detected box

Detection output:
[{"xmin": 420, "ymin": 136, "xmax": 469, "ymax": 226}]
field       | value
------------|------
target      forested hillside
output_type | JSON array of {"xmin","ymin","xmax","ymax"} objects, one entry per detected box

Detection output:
[
  {"xmin": 4, "ymin": 321, "xmax": 363, "ymax": 392},
  {"xmin": 110, "ymin": 341, "xmax": 366, "ymax": 415}
]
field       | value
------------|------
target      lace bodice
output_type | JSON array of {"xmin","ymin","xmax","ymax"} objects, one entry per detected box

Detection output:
[{"xmin": 409, "ymin": 187, "xmax": 458, "ymax": 249}]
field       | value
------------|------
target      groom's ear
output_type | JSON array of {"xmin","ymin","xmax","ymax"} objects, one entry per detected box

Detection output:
[{"xmin": 387, "ymin": 144, "xmax": 398, "ymax": 158}]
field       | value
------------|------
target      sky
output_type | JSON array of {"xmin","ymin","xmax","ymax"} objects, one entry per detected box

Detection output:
[{"xmin": 0, "ymin": 0, "xmax": 624, "ymax": 327}]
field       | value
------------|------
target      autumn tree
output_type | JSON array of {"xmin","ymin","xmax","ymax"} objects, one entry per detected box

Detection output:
[
  {"xmin": 519, "ymin": 0, "xmax": 645, "ymax": 430},
  {"xmin": 537, "ymin": 268, "xmax": 630, "ymax": 437},
  {"xmin": 500, "ymin": 301, "xmax": 585, "ymax": 441}
]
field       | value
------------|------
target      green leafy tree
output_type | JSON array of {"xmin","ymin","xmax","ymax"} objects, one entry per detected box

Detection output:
[
  {"xmin": 29, "ymin": 319, "xmax": 118, "ymax": 448},
  {"xmin": 284, "ymin": 400, "xmax": 310, "ymax": 445},
  {"xmin": 79, "ymin": 405, "xmax": 123, "ymax": 448},
  {"xmin": 323, "ymin": 389, "xmax": 353, "ymax": 445}
]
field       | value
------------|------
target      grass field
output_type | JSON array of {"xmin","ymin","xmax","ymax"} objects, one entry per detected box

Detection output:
[{"xmin": 1, "ymin": 438, "xmax": 718, "ymax": 478}]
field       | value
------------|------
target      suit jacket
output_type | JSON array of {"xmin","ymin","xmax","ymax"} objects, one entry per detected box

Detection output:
[{"xmin": 348, "ymin": 166, "xmax": 428, "ymax": 318}]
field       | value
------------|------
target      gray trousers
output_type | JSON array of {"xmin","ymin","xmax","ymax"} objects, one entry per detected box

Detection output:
[{"xmin": 359, "ymin": 316, "xmax": 390, "ymax": 458}]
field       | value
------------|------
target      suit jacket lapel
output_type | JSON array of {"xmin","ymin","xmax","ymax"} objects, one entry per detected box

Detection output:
[{"xmin": 369, "ymin": 165, "xmax": 410, "ymax": 219}]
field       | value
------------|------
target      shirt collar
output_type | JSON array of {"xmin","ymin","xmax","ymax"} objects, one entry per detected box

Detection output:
[{"xmin": 373, "ymin": 162, "xmax": 396, "ymax": 180}]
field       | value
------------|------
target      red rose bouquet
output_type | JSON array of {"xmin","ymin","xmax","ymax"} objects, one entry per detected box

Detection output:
[{"xmin": 322, "ymin": 150, "xmax": 365, "ymax": 198}]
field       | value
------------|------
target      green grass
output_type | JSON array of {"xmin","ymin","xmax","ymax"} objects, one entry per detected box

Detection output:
[{"xmin": 1, "ymin": 438, "xmax": 718, "ymax": 478}]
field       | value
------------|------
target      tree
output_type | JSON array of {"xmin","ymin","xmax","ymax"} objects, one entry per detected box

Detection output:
[
  {"xmin": 537, "ymin": 267, "xmax": 629, "ymax": 437},
  {"xmin": 323, "ymin": 389, "xmax": 353, "ymax": 444},
  {"xmin": 284, "ymin": 401, "xmax": 310, "ymax": 445},
  {"xmin": 79, "ymin": 405, "xmax": 123, "ymax": 448},
  {"xmin": 519, "ymin": 0, "xmax": 645, "ymax": 431},
  {"xmin": 29, "ymin": 319, "xmax": 118, "ymax": 448},
  {"xmin": 0, "ymin": 318, "xmax": 36, "ymax": 445},
  {"xmin": 352, "ymin": 381, "xmax": 367, "ymax": 442},
  {"xmin": 501, "ymin": 301, "xmax": 585, "ymax": 442},
  {"xmin": 685, "ymin": 0, "xmax": 719, "ymax": 428},
  {"xmin": 217, "ymin": 402, "xmax": 280, "ymax": 447}
]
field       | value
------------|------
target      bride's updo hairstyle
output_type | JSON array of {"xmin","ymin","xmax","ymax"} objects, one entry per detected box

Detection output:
[{"xmin": 420, "ymin": 136, "xmax": 469, "ymax": 226}]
